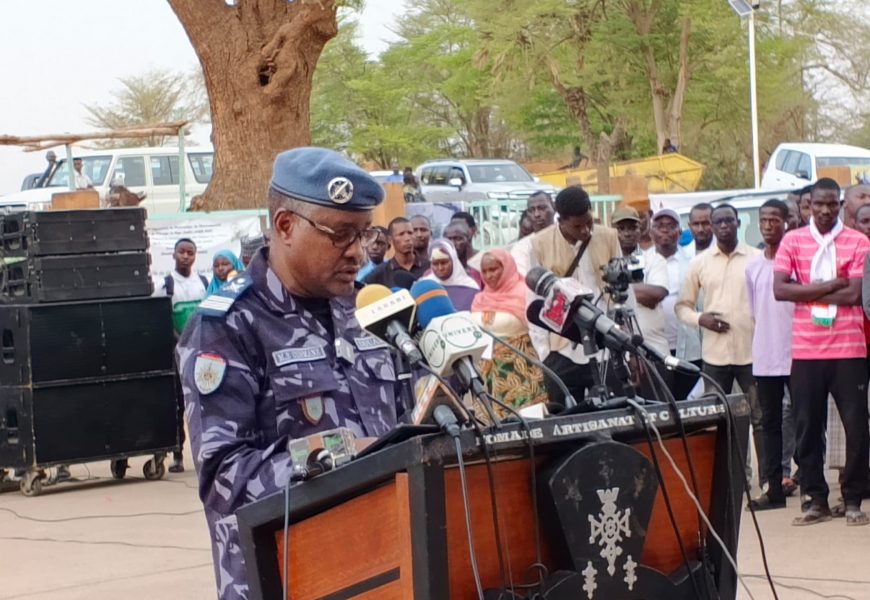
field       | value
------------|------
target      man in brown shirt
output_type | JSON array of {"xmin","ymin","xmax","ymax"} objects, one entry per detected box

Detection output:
[{"xmin": 676, "ymin": 203, "xmax": 765, "ymax": 488}]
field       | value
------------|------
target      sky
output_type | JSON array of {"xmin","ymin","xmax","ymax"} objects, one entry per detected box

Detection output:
[{"xmin": 0, "ymin": 0, "xmax": 405, "ymax": 196}]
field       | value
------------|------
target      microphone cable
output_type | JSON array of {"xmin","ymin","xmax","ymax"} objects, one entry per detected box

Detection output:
[
  {"xmin": 416, "ymin": 361, "xmax": 504, "ymax": 597},
  {"xmin": 628, "ymin": 385, "xmax": 707, "ymax": 600},
  {"xmin": 282, "ymin": 466, "xmax": 293, "ymax": 600},
  {"xmin": 626, "ymin": 396, "xmax": 760, "ymax": 600},
  {"xmin": 478, "ymin": 325, "xmax": 577, "ymax": 409},
  {"xmin": 485, "ymin": 393, "xmax": 548, "ymax": 595},
  {"xmin": 636, "ymin": 352, "xmax": 718, "ymax": 598},
  {"xmin": 699, "ymin": 372, "xmax": 779, "ymax": 600}
]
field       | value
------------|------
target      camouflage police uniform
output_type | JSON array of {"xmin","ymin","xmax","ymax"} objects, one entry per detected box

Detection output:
[{"xmin": 178, "ymin": 148, "xmax": 401, "ymax": 600}]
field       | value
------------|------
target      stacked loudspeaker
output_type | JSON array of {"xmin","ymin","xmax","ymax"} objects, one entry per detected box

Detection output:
[{"xmin": 0, "ymin": 209, "xmax": 178, "ymax": 495}]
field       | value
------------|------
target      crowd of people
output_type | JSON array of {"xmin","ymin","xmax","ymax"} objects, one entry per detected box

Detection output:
[{"xmin": 350, "ymin": 179, "xmax": 870, "ymax": 528}]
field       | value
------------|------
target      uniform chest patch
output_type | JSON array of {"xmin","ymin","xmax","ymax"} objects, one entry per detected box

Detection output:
[
  {"xmin": 272, "ymin": 346, "xmax": 327, "ymax": 367},
  {"xmin": 354, "ymin": 336, "xmax": 389, "ymax": 351},
  {"xmin": 194, "ymin": 352, "xmax": 227, "ymax": 395}
]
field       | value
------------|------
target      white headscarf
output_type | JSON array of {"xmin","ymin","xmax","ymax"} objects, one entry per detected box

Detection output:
[{"xmin": 423, "ymin": 239, "xmax": 479, "ymax": 289}]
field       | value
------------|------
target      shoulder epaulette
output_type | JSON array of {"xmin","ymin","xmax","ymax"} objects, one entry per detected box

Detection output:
[{"xmin": 198, "ymin": 275, "xmax": 253, "ymax": 318}]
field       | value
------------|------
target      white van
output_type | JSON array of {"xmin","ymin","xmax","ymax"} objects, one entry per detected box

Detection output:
[
  {"xmin": 0, "ymin": 146, "xmax": 214, "ymax": 214},
  {"xmin": 761, "ymin": 142, "xmax": 870, "ymax": 190}
]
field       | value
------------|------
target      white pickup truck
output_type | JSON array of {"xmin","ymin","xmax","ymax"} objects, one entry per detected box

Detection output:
[{"xmin": 1, "ymin": 146, "xmax": 214, "ymax": 214}]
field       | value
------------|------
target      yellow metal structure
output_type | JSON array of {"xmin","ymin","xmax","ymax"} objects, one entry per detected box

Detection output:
[{"xmin": 534, "ymin": 152, "xmax": 706, "ymax": 194}]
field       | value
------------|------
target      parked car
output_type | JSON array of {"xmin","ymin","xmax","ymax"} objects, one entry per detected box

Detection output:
[
  {"xmin": 415, "ymin": 158, "xmax": 558, "ymax": 203},
  {"xmin": 761, "ymin": 142, "xmax": 870, "ymax": 190},
  {"xmin": 0, "ymin": 146, "xmax": 214, "ymax": 214}
]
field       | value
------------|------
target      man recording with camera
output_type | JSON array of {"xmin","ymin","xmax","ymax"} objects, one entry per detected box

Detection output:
[
  {"xmin": 527, "ymin": 186, "xmax": 622, "ymax": 405},
  {"xmin": 611, "ymin": 206, "xmax": 671, "ymax": 394}
]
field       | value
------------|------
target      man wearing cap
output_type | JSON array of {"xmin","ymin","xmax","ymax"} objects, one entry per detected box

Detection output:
[
  {"xmin": 611, "ymin": 206, "xmax": 670, "ymax": 379},
  {"xmin": 177, "ymin": 147, "xmax": 403, "ymax": 600},
  {"xmin": 649, "ymin": 208, "xmax": 702, "ymax": 399}
]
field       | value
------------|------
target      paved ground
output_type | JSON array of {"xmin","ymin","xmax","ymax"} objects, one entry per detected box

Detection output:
[{"xmin": 2, "ymin": 446, "xmax": 870, "ymax": 600}]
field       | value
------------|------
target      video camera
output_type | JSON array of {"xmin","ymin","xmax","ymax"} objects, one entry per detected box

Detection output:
[{"xmin": 601, "ymin": 255, "xmax": 644, "ymax": 303}]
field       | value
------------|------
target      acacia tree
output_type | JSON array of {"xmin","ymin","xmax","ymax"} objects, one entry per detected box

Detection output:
[
  {"xmin": 168, "ymin": 0, "xmax": 339, "ymax": 210},
  {"xmin": 84, "ymin": 69, "xmax": 207, "ymax": 147}
]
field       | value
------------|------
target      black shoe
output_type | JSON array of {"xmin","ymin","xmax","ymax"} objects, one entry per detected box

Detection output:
[
  {"xmin": 56, "ymin": 465, "xmax": 72, "ymax": 481},
  {"xmin": 747, "ymin": 493, "xmax": 786, "ymax": 512},
  {"xmin": 168, "ymin": 458, "xmax": 184, "ymax": 473}
]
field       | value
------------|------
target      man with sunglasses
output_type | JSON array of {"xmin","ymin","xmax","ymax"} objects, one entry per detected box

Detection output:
[{"xmin": 177, "ymin": 147, "xmax": 403, "ymax": 600}]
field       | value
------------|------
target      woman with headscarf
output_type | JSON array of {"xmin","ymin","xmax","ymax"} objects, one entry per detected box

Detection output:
[
  {"xmin": 422, "ymin": 239, "xmax": 480, "ymax": 310},
  {"xmin": 206, "ymin": 249, "xmax": 245, "ymax": 296},
  {"xmin": 470, "ymin": 249, "xmax": 547, "ymax": 414}
]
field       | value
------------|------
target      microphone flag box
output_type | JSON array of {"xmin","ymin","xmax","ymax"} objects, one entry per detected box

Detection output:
[
  {"xmin": 538, "ymin": 278, "xmax": 593, "ymax": 333},
  {"xmin": 288, "ymin": 427, "xmax": 357, "ymax": 468},
  {"xmin": 418, "ymin": 311, "xmax": 489, "ymax": 377},
  {"xmin": 355, "ymin": 288, "xmax": 417, "ymax": 340}
]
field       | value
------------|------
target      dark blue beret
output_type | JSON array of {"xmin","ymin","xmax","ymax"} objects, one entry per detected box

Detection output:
[{"xmin": 269, "ymin": 147, "xmax": 384, "ymax": 211}]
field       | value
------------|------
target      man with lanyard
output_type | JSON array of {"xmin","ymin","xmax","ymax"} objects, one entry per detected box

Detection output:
[
  {"xmin": 774, "ymin": 178, "xmax": 870, "ymax": 526},
  {"xmin": 527, "ymin": 185, "xmax": 622, "ymax": 406},
  {"xmin": 178, "ymin": 147, "xmax": 404, "ymax": 598}
]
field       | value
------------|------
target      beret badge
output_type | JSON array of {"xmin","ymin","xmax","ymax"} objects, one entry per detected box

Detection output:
[{"xmin": 328, "ymin": 176, "xmax": 354, "ymax": 204}]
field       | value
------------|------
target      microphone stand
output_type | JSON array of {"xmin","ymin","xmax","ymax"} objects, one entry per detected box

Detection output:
[{"xmin": 392, "ymin": 350, "xmax": 416, "ymax": 421}]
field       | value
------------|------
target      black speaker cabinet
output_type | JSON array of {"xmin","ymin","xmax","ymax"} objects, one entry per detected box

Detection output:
[
  {"xmin": 0, "ymin": 373, "xmax": 178, "ymax": 467},
  {"xmin": 0, "ymin": 297, "xmax": 174, "ymax": 385},
  {"xmin": 1, "ymin": 251, "xmax": 153, "ymax": 302},
  {"xmin": 0, "ymin": 208, "xmax": 148, "ymax": 256}
]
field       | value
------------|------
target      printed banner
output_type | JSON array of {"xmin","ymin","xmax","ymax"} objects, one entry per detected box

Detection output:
[{"xmin": 147, "ymin": 213, "xmax": 263, "ymax": 287}]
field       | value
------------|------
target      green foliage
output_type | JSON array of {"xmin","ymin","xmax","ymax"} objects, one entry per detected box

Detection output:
[
  {"xmin": 84, "ymin": 68, "xmax": 207, "ymax": 147},
  {"xmin": 308, "ymin": 0, "xmax": 870, "ymax": 187}
]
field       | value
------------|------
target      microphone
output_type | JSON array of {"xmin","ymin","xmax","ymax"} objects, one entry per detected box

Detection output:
[
  {"xmin": 355, "ymin": 284, "xmax": 423, "ymax": 364},
  {"xmin": 410, "ymin": 280, "xmax": 501, "ymax": 425},
  {"xmin": 525, "ymin": 266, "xmax": 593, "ymax": 334},
  {"xmin": 410, "ymin": 281, "xmax": 489, "ymax": 379},
  {"xmin": 527, "ymin": 278, "xmax": 700, "ymax": 376}
]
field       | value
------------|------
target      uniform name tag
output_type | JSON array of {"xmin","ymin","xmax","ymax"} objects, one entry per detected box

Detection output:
[
  {"xmin": 354, "ymin": 336, "xmax": 389, "ymax": 351},
  {"xmin": 272, "ymin": 346, "xmax": 327, "ymax": 367}
]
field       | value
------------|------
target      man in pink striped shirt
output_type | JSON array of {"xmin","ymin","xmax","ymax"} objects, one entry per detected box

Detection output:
[{"xmin": 774, "ymin": 178, "xmax": 870, "ymax": 526}]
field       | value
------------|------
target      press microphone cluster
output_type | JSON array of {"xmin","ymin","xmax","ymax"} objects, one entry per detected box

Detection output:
[
  {"xmin": 354, "ymin": 280, "xmax": 484, "ymax": 429},
  {"xmin": 525, "ymin": 266, "xmax": 699, "ymax": 375}
]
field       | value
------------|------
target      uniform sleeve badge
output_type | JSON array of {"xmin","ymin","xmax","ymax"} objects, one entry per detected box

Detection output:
[
  {"xmin": 301, "ymin": 395, "xmax": 324, "ymax": 425},
  {"xmin": 194, "ymin": 352, "xmax": 227, "ymax": 395}
]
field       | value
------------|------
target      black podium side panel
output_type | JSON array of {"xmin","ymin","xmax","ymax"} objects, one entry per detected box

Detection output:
[
  {"xmin": 0, "ymin": 297, "xmax": 174, "ymax": 385},
  {"xmin": 0, "ymin": 373, "xmax": 178, "ymax": 468}
]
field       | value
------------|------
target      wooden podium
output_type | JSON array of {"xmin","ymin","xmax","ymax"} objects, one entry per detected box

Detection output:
[{"xmin": 238, "ymin": 395, "xmax": 749, "ymax": 600}]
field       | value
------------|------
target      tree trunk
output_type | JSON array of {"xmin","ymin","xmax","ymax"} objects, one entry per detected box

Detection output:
[
  {"xmin": 666, "ymin": 17, "xmax": 692, "ymax": 151},
  {"xmin": 168, "ymin": 0, "xmax": 338, "ymax": 210}
]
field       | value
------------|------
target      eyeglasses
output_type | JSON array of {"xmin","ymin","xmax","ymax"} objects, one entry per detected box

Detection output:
[
  {"xmin": 288, "ymin": 210, "xmax": 379, "ymax": 249},
  {"xmin": 711, "ymin": 217, "xmax": 737, "ymax": 226}
]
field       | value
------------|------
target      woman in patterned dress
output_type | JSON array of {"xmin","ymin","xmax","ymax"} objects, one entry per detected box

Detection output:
[{"xmin": 470, "ymin": 248, "xmax": 548, "ymax": 414}]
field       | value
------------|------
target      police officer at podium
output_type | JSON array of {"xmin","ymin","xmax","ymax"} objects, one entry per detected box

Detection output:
[{"xmin": 177, "ymin": 147, "xmax": 404, "ymax": 600}]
